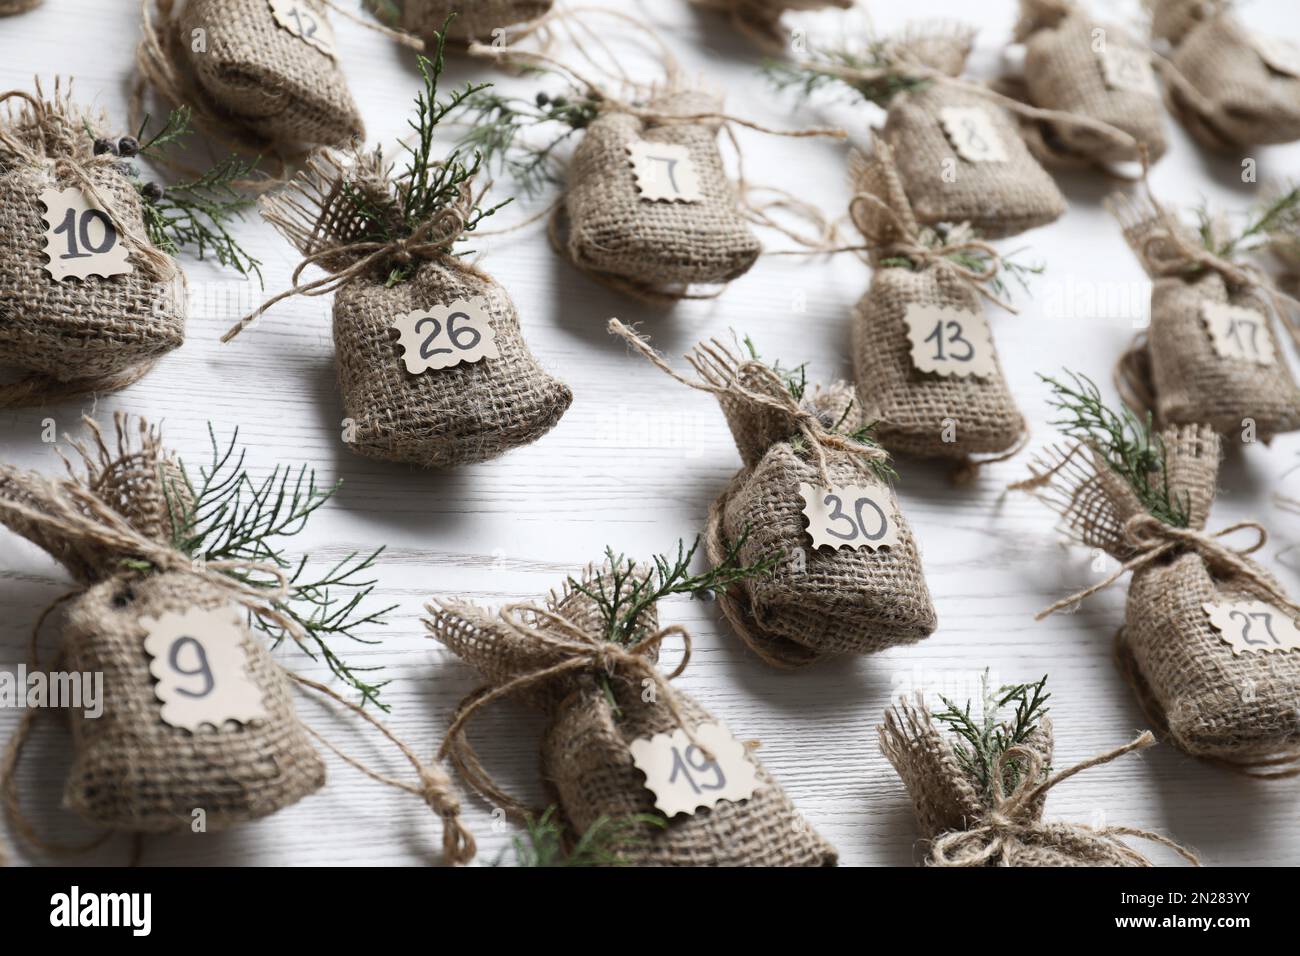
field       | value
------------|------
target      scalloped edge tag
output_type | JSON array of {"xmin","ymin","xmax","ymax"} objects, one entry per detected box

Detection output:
[
  {"xmin": 799, "ymin": 481, "xmax": 901, "ymax": 552},
  {"xmin": 1099, "ymin": 45, "xmax": 1159, "ymax": 97},
  {"xmin": 903, "ymin": 302, "xmax": 996, "ymax": 378},
  {"xmin": 626, "ymin": 140, "xmax": 702, "ymax": 203},
  {"xmin": 141, "ymin": 606, "xmax": 268, "ymax": 732},
  {"xmin": 392, "ymin": 296, "xmax": 500, "ymax": 374},
  {"xmin": 1200, "ymin": 301, "xmax": 1275, "ymax": 365},
  {"xmin": 268, "ymin": 0, "xmax": 337, "ymax": 59},
  {"xmin": 1255, "ymin": 34, "xmax": 1300, "ymax": 78},
  {"xmin": 40, "ymin": 187, "xmax": 133, "ymax": 282},
  {"xmin": 939, "ymin": 107, "xmax": 1009, "ymax": 163},
  {"xmin": 628, "ymin": 721, "xmax": 759, "ymax": 817},
  {"xmin": 1204, "ymin": 601, "xmax": 1300, "ymax": 656}
]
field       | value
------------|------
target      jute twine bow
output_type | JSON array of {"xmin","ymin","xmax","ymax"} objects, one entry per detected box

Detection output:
[
  {"xmin": 609, "ymin": 318, "xmax": 890, "ymax": 490},
  {"xmin": 1035, "ymin": 513, "xmax": 1293, "ymax": 621},
  {"xmin": 928, "ymin": 732, "xmax": 1200, "ymax": 866},
  {"xmin": 0, "ymin": 86, "xmax": 177, "ymax": 283},
  {"xmin": 221, "ymin": 177, "xmax": 476, "ymax": 342},
  {"xmin": 435, "ymin": 600, "xmax": 699, "ymax": 821}
]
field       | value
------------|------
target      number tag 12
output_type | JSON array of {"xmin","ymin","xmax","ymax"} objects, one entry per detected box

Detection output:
[
  {"xmin": 799, "ymin": 481, "xmax": 901, "ymax": 552},
  {"xmin": 267, "ymin": 0, "xmax": 337, "ymax": 58},
  {"xmin": 904, "ymin": 302, "xmax": 997, "ymax": 379},
  {"xmin": 141, "ymin": 607, "xmax": 268, "ymax": 732},
  {"xmin": 392, "ymin": 296, "xmax": 500, "ymax": 374},
  {"xmin": 40, "ymin": 187, "xmax": 133, "ymax": 282},
  {"xmin": 1204, "ymin": 601, "xmax": 1300, "ymax": 656},
  {"xmin": 628, "ymin": 721, "xmax": 760, "ymax": 817},
  {"xmin": 1201, "ymin": 301, "xmax": 1275, "ymax": 366}
]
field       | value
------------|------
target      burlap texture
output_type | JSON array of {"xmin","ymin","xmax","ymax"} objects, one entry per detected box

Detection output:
[
  {"xmin": 708, "ymin": 379, "xmax": 937, "ymax": 666},
  {"xmin": 397, "ymin": 0, "xmax": 552, "ymax": 43},
  {"xmin": 1150, "ymin": 0, "xmax": 1300, "ymax": 148},
  {"xmin": 563, "ymin": 89, "xmax": 761, "ymax": 296},
  {"xmin": 428, "ymin": 569, "xmax": 838, "ymax": 865},
  {"xmin": 1016, "ymin": 1, "xmax": 1165, "ymax": 163},
  {"xmin": 0, "ymin": 90, "xmax": 185, "ymax": 405},
  {"xmin": 178, "ymin": 0, "xmax": 364, "ymax": 148},
  {"xmin": 883, "ymin": 83, "xmax": 1066, "ymax": 239},
  {"xmin": 0, "ymin": 0, "xmax": 41, "ymax": 13},
  {"xmin": 333, "ymin": 259, "xmax": 572, "ymax": 468},
  {"xmin": 691, "ymin": 0, "xmax": 852, "ymax": 51}
]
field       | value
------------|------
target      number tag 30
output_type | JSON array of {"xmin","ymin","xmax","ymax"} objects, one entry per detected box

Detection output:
[
  {"xmin": 627, "ymin": 140, "xmax": 702, "ymax": 203},
  {"xmin": 799, "ymin": 481, "xmax": 901, "ymax": 552},
  {"xmin": 40, "ymin": 187, "xmax": 132, "ymax": 282},
  {"xmin": 392, "ymin": 296, "xmax": 500, "ymax": 374},
  {"xmin": 142, "ymin": 607, "xmax": 268, "ymax": 732},
  {"xmin": 1205, "ymin": 601, "xmax": 1300, "ymax": 656},
  {"xmin": 628, "ymin": 721, "xmax": 760, "ymax": 817},
  {"xmin": 904, "ymin": 302, "xmax": 997, "ymax": 379}
]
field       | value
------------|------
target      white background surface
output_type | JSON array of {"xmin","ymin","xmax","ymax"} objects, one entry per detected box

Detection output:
[{"xmin": 2, "ymin": 0, "xmax": 1300, "ymax": 867}]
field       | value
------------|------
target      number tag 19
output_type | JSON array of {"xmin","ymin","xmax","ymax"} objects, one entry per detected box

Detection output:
[
  {"xmin": 392, "ymin": 296, "xmax": 500, "ymax": 374},
  {"xmin": 1204, "ymin": 601, "xmax": 1300, "ymax": 657},
  {"xmin": 141, "ymin": 607, "xmax": 268, "ymax": 732},
  {"xmin": 267, "ymin": 0, "xmax": 337, "ymax": 58},
  {"xmin": 626, "ymin": 140, "xmax": 702, "ymax": 203},
  {"xmin": 799, "ymin": 481, "xmax": 901, "ymax": 552},
  {"xmin": 904, "ymin": 302, "xmax": 997, "ymax": 379},
  {"xmin": 40, "ymin": 187, "xmax": 132, "ymax": 282},
  {"xmin": 628, "ymin": 721, "xmax": 760, "ymax": 817},
  {"xmin": 1201, "ymin": 301, "xmax": 1275, "ymax": 366}
]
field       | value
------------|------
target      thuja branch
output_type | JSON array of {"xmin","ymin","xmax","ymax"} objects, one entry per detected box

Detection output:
[
  {"xmin": 763, "ymin": 43, "xmax": 927, "ymax": 109},
  {"xmin": 494, "ymin": 806, "xmax": 665, "ymax": 867},
  {"xmin": 1040, "ymin": 371, "xmax": 1189, "ymax": 528},
  {"xmin": 880, "ymin": 224, "xmax": 1044, "ymax": 302},
  {"xmin": 159, "ymin": 425, "xmax": 395, "ymax": 708},
  {"xmin": 1197, "ymin": 186, "xmax": 1300, "ymax": 261},
  {"xmin": 933, "ymin": 672, "xmax": 1051, "ymax": 800}
]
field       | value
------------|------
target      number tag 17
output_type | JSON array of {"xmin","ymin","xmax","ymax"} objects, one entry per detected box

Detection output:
[
  {"xmin": 1204, "ymin": 601, "xmax": 1300, "ymax": 656},
  {"xmin": 628, "ymin": 722, "xmax": 760, "ymax": 817},
  {"xmin": 392, "ymin": 297, "xmax": 500, "ymax": 374},
  {"xmin": 141, "ymin": 606, "xmax": 268, "ymax": 732},
  {"xmin": 799, "ymin": 481, "xmax": 901, "ymax": 552},
  {"xmin": 1201, "ymin": 301, "xmax": 1275, "ymax": 366}
]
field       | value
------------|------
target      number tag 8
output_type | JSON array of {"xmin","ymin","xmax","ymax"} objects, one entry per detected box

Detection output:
[
  {"xmin": 799, "ymin": 481, "xmax": 901, "ymax": 552},
  {"xmin": 392, "ymin": 297, "xmax": 500, "ymax": 374}
]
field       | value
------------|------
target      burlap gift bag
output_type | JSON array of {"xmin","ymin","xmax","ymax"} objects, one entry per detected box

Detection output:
[
  {"xmin": 1011, "ymin": 0, "xmax": 1165, "ymax": 165},
  {"xmin": 691, "ymin": 0, "xmax": 852, "ymax": 53},
  {"xmin": 560, "ymin": 87, "xmax": 762, "ymax": 301},
  {"xmin": 0, "ymin": 416, "xmax": 476, "ymax": 859},
  {"xmin": 880, "ymin": 695, "xmax": 1198, "ymax": 866},
  {"xmin": 1111, "ymin": 193, "xmax": 1300, "ymax": 442},
  {"xmin": 849, "ymin": 145, "xmax": 1027, "ymax": 469},
  {"xmin": 139, "ymin": 0, "xmax": 364, "ymax": 155},
  {"xmin": 1018, "ymin": 419, "xmax": 1300, "ymax": 775},
  {"xmin": 228, "ymin": 147, "xmax": 571, "ymax": 468},
  {"xmin": 427, "ymin": 562, "xmax": 838, "ymax": 866},
  {"xmin": 610, "ymin": 319, "xmax": 937, "ymax": 668},
  {"xmin": 0, "ymin": 86, "xmax": 185, "ymax": 409},
  {"xmin": 1148, "ymin": 0, "xmax": 1300, "ymax": 150},
  {"xmin": 380, "ymin": 0, "xmax": 552, "ymax": 45},
  {"xmin": 0, "ymin": 0, "xmax": 41, "ymax": 14}
]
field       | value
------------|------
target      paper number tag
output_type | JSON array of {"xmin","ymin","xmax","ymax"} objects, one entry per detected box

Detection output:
[
  {"xmin": 627, "ymin": 140, "xmax": 702, "ymax": 203},
  {"xmin": 1100, "ymin": 46, "xmax": 1159, "ymax": 97},
  {"xmin": 1201, "ymin": 301, "xmax": 1275, "ymax": 365},
  {"xmin": 40, "ymin": 187, "xmax": 132, "ymax": 282},
  {"xmin": 392, "ymin": 297, "xmax": 500, "ymax": 374},
  {"xmin": 142, "ymin": 607, "xmax": 268, "ymax": 732},
  {"xmin": 939, "ymin": 107, "xmax": 1008, "ymax": 163},
  {"xmin": 268, "ymin": 0, "xmax": 337, "ymax": 58},
  {"xmin": 1204, "ymin": 601, "xmax": 1300, "ymax": 656},
  {"xmin": 799, "ymin": 481, "xmax": 901, "ymax": 552},
  {"xmin": 628, "ymin": 722, "xmax": 760, "ymax": 817},
  {"xmin": 1254, "ymin": 35, "xmax": 1300, "ymax": 78},
  {"xmin": 904, "ymin": 302, "xmax": 996, "ymax": 378}
]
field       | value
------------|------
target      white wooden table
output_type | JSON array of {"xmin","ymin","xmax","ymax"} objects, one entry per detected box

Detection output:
[{"xmin": 2, "ymin": 0, "xmax": 1299, "ymax": 866}]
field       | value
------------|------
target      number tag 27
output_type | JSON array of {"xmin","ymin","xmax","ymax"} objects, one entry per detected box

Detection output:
[
  {"xmin": 799, "ymin": 481, "xmax": 902, "ymax": 552},
  {"xmin": 1204, "ymin": 601, "xmax": 1300, "ymax": 656},
  {"xmin": 628, "ymin": 722, "xmax": 760, "ymax": 817},
  {"xmin": 392, "ymin": 296, "xmax": 500, "ymax": 374}
]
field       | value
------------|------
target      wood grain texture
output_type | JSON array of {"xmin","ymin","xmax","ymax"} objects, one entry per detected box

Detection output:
[{"xmin": 1, "ymin": 0, "xmax": 1299, "ymax": 866}]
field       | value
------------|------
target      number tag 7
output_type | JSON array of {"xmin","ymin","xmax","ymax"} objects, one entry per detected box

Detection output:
[
  {"xmin": 392, "ymin": 297, "xmax": 500, "ymax": 374},
  {"xmin": 40, "ymin": 187, "xmax": 133, "ymax": 282},
  {"xmin": 627, "ymin": 140, "xmax": 702, "ymax": 203},
  {"xmin": 799, "ymin": 481, "xmax": 901, "ymax": 552}
]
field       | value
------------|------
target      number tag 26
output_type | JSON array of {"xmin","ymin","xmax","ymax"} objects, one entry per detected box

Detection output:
[
  {"xmin": 628, "ymin": 722, "xmax": 760, "ymax": 817},
  {"xmin": 392, "ymin": 296, "xmax": 500, "ymax": 374},
  {"xmin": 799, "ymin": 481, "xmax": 902, "ymax": 552}
]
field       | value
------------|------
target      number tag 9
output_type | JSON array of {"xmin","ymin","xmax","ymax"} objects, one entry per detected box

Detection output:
[
  {"xmin": 1204, "ymin": 601, "xmax": 1300, "ymax": 656},
  {"xmin": 626, "ymin": 140, "xmax": 702, "ymax": 203},
  {"xmin": 938, "ymin": 107, "xmax": 1009, "ymax": 164},
  {"xmin": 392, "ymin": 296, "xmax": 500, "ymax": 374},
  {"xmin": 903, "ymin": 302, "xmax": 997, "ymax": 379},
  {"xmin": 267, "ymin": 0, "xmax": 337, "ymax": 58},
  {"xmin": 40, "ymin": 187, "xmax": 132, "ymax": 282},
  {"xmin": 141, "ymin": 607, "xmax": 268, "ymax": 732},
  {"xmin": 1201, "ymin": 301, "xmax": 1275, "ymax": 366},
  {"xmin": 628, "ymin": 722, "xmax": 760, "ymax": 817},
  {"xmin": 799, "ymin": 481, "xmax": 901, "ymax": 552}
]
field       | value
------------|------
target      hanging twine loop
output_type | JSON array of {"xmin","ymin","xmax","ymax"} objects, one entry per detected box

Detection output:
[
  {"xmin": 928, "ymin": 732, "xmax": 1200, "ymax": 866},
  {"xmin": 435, "ymin": 600, "xmax": 699, "ymax": 821},
  {"xmin": 608, "ymin": 318, "xmax": 889, "ymax": 489}
]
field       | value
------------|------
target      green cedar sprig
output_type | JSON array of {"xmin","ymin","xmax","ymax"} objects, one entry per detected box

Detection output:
[
  {"xmin": 879, "ymin": 224, "xmax": 1044, "ymax": 303},
  {"xmin": 1196, "ymin": 185, "xmax": 1300, "ymax": 261},
  {"xmin": 933, "ymin": 672, "xmax": 1051, "ymax": 801},
  {"xmin": 762, "ymin": 43, "xmax": 928, "ymax": 110},
  {"xmin": 494, "ymin": 806, "xmax": 665, "ymax": 867},
  {"xmin": 1040, "ymin": 371, "xmax": 1189, "ymax": 528},
  {"xmin": 157, "ymin": 424, "xmax": 395, "ymax": 709}
]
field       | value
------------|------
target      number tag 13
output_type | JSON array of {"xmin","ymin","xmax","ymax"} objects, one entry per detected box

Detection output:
[
  {"xmin": 628, "ymin": 722, "xmax": 760, "ymax": 817},
  {"xmin": 141, "ymin": 607, "xmax": 268, "ymax": 732},
  {"xmin": 904, "ymin": 302, "xmax": 997, "ymax": 379},
  {"xmin": 799, "ymin": 481, "xmax": 901, "ymax": 552},
  {"xmin": 393, "ymin": 296, "xmax": 500, "ymax": 374},
  {"xmin": 1204, "ymin": 601, "xmax": 1300, "ymax": 656}
]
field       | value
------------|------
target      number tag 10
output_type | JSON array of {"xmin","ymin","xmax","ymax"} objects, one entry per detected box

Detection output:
[
  {"xmin": 40, "ymin": 187, "xmax": 132, "ymax": 282},
  {"xmin": 141, "ymin": 607, "xmax": 268, "ymax": 732},
  {"xmin": 1201, "ymin": 301, "xmax": 1275, "ymax": 366},
  {"xmin": 904, "ymin": 303, "xmax": 997, "ymax": 379},
  {"xmin": 1204, "ymin": 601, "xmax": 1300, "ymax": 656},
  {"xmin": 392, "ymin": 297, "xmax": 500, "ymax": 374},
  {"xmin": 628, "ymin": 722, "xmax": 760, "ymax": 817},
  {"xmin": 799, "ymin": 481, "xmax": 901, "ymax": 552}
]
